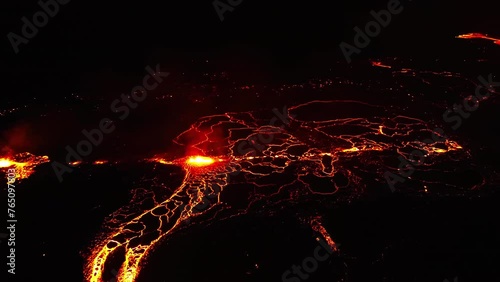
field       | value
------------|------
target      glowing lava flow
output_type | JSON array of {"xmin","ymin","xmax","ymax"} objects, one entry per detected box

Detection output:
[
  {"xmin": 84, "ymin": 97, "xmax": 475, "ymax": 282},
  {"xmin": 0, "ymin": 152, "xmax": 49, "ymax": 180},
  {"xmin": 86, "ymin": 155, "xmax": 227, "ymax": 282},
  {"xmin": 456, "ymin": 33, "xmax": 500, "ymax": 45}
]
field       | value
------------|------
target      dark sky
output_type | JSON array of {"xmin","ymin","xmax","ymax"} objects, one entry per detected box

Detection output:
[{"xmin": 1, "ymin": 0, "xmax": 499, "ymax": 101}]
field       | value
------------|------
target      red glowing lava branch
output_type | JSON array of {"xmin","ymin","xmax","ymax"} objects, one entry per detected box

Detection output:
[
  {"xmin": 86, "ymin": 100, "xmax": 469, "ymax": 282},
  {"xmin": 371, "ymin": 61, "xmax": 392, "ymax": 68},
  {"xmin": 310, "ymin": 217, "xmax": 340, "ymax": 252},
  {"xmin": 456, "ymin": 33, "xmax": 500, "ymax": 45},
  {"xmin": 369, "ymin": 33, "xmax": 499, "ymax": 71}
]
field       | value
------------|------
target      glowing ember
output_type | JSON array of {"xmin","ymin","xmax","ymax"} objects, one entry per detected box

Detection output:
[
  {"xmin": 371, "ymin": 61, "xmax": 392, "ymax": 68},
  {"xmin": 186, "ymin": 156, "xmax": 215, "ymax": 167}
]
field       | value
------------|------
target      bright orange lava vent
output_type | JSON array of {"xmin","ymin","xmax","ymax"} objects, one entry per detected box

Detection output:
[
  {"xmin": 0, "ymin": 159, "xmax": 14, "ymax": 168},
  {"xmin": 0, "ymin": 153, "xmax": 50, "ymax": 180},
  {"xmin": 186, "ymin": 156, "xmax": 215, "ymax": 167}
]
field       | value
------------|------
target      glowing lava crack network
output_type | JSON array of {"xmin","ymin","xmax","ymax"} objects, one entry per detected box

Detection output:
[{"xmin": 86, "ymin": 100, "xmax": 473, "ymax": 282}]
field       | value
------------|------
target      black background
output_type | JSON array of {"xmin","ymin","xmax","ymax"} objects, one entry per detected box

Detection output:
[
  {"xmin": 1, "ymin": 1, "xmax": 499, "ymax": 282},
  {"xmin": 2, "ymin": 0, "xmax": 500, "ymax": 102}
]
